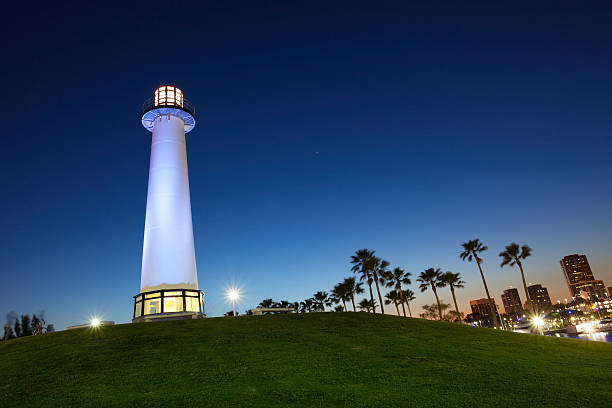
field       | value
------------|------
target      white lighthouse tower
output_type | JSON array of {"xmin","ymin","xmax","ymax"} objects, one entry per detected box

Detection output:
[{"xmin": 133, "ymin": 85, "xmax": 204, "ymax": 322}]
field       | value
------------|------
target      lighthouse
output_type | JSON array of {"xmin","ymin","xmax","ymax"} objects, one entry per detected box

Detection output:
[{"xmin": 133, "ymin": 85, "xmax": 204, "ymax": 322}]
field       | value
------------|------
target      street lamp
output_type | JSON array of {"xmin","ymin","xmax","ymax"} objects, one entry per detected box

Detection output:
[
  {"xmin": 227, "ymin": 288, "xmax": 240, "ymax": 317},
  {"xmin": 532, "ymin": 316, "xmax": 545, "ymax": 335}
]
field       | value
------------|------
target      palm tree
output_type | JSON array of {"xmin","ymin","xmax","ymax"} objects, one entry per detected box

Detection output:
[
  {"xmin": 313, "ymin": 291, "xmax": 329, "ymax": 311},
  {"xmin": 300, "ymin": 298, "xmax": 315, "ymax": 313},
  {"xmin": 384, "ymin": 290, "xmax": 402, "ymax": 315},
  {"xmin": 274, "ymin": 300, "xmax": 293, "ymax": 314},
  {"xmin": 402, "ymin": 289, "xmax": 415, "ymax": 317},
  {"xmin": 325, "ymin": 294, "xmax": 338, "ymax": 310},
  {"xmin": 358, "ymin": 298, "xmax": 377, "ymax": 313},
  {"xmin": 499, "ymin": 243, "xmax": 534, "ymax": 312},
  {"xmin": 460, "ymin": 239, "xmax": 500, "ymax": 328},
  {"xmin": 343, "ymin": 277, "xmax": 364, "ymax": 312},
  {"xmin": 371, "ymin": 257, "xmax": 390, "ymax": 314},
  {"xmin": 417, "ymin": 268, "xmax": 444, "ymax": 320},
  {"xmin": 440, "ymin": 271, "xmax": 465, "ymax": 317},
  {"xmin": 331, "ymin": 282, "xmax": 349, "ymax": 311},
  {"xmin": 384, "ymin": 267, "xmax": 412, "ymax": 317},
  {"xmin": 258, "ymin": 298, "xmax": 274, "ymax": 308},
  {"xmin": 351, "ymin": 249, "xmax": 378, "ymax": 312}
]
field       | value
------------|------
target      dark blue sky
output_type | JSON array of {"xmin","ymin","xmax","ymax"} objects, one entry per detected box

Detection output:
[{"xmin": 2, "ymin": 1, "xmax": 612, "ymax": 329}]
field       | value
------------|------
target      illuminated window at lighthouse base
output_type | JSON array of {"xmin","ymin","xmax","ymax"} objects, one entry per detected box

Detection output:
[
  {"xmin": 186, "ymin": 297, "xmax": 200, "ymax": 312},
  {"xmin": 133, "ymin": 289, "xmax": 204, "ymax": 320},
  {"xmin": 145, "ymin": 299, "xmax": 161, "ymax": 314}
]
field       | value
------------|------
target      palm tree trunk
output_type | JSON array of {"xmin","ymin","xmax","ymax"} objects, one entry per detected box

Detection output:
[
  {"xmin": 342, "ymin": 299, "xmax": 347, "ymax": 311},
  {"xmin": 351, "ymin": 295, "xmax": 356, "ymax": 312},
  {"xmin": 517, "ymin": 261, "xmax": 535, "ymax": 314},
  {"xmin": 398, "ymin": 284, "xmax": 407, "ymax": 317},
  {"xmin": 406, "ymin": 301, "xmax": 412, "ymax": 317},
  {"xmin": 394, "ymin": 301, "xmax": 400, "ymax": 315},
  {"xmin": 475, "ymin": 257, "xmax": 500, "ymax": 328},
  {"xmin": 450, "ymin": 285, "xmax": 459, "ymax": 315},
  {"xmin": 432, "ymin": 285, "xmax": 442, "ymax": 320},
  {"xmin": 373, "ymin": 274, "xmax": 385, "ymax": 314},
  {"xmin": 366, "ymin": 274, "xmax": 376, "ymax": 313}
]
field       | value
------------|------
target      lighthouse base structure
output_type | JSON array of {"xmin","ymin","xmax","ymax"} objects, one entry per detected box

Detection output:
[{"xmin": 132, "ymin": 288, "xmax": 205, "ymax": 323}]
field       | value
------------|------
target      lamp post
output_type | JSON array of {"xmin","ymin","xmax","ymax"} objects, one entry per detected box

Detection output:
[{"xmin": 227, "ymin": 288, "xmax": 240, "ymax": 317}]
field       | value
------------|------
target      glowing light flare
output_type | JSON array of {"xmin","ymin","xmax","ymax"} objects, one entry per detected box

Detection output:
[
  {"xmin": 90, "ymin": 318, "xmax": 101, "ymax": 327},
  {"xmin": 227, "ymin": 289, "xmax": 240, "ymax": 301},
  {"xmin": 225, "ymin": 285, "xmax": 244, "ymax": 317},
  {"xmin": 532, "ymin": 316, "xmax": 545, "ymax": 329}
]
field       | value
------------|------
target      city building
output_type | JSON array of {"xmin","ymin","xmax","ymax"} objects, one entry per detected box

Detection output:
[
  {"xmin": 133, "ymin": 86, "xmax": 205, "ymax": 322},
  {"xmin": 575, "ymin": 280, "xmax": 607, "ymax": 300},
  {"xmin": 592, "ymin": 298, "xmax": 612, "ymax": 316},
  {"xmin": 608, "ymin": 287, "xmax": 612, "ymax": 298},
  {"xmin": 501, "ymin": 288, "xmax": 523, "ymax": 315},
  {"xmin": 560, "ymin": 254, "xmax": 607, "ymax": 299},
  {"xmin": 468, "ymin": 298, "xmax": 501, "ymax": 328},
  {"xmin": 527, "ymin": 284, "xmax": 553, "ymax": 312},
  {"xmin": 470, "ymin": 298, "xmax": 500, "ymax": 317}
]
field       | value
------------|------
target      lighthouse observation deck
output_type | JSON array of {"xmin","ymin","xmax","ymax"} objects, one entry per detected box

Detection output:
[{"xmin": 141, "ymin": 85, "xmax": 196, "ymax": 133}]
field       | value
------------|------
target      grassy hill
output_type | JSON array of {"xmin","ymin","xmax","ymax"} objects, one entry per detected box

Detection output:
[{"xmin": 1, "ymin": 313, "xmax": 610, "ymax": 407}]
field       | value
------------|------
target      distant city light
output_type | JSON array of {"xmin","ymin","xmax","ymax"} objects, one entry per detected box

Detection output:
[{"xmin": 577, "ymin": 322, "xmax": 595, "ymax": 334}]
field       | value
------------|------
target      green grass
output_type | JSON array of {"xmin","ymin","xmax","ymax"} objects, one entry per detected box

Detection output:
[{"xmin": 1, "ymin": 313, "xmax": 611, "ymax": 407}]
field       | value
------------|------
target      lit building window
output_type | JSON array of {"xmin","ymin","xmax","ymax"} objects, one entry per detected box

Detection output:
[
  {"xmin": 144, "ymin": 299, "xmax": 161, "ymax": 315},
  {"xmin": 164, "ymin": 297, "xmax": 184, "ymax": 313},
  {"xmin": 135, "ymin": 301, "xmax": 142, "ymax": 318},
  {"xmin": 186, "ymin": 296, "xmax": 200, "ymax": 312}
]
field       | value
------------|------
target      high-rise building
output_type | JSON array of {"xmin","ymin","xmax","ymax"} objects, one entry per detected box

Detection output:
[
  {"xmin": 467, "ymin": 298, "xmax": 501, "ymax": 328},
  {"xmin": 575, "ymin": 280, "xmax": 607, "ymax": 300},
  {"xmin": 561, "ymin": 254, "xmax": 594, "ymax": 291},
  {"xmin": 560, "ymin": 254, "xmax": 607, "ymax": 300},
  {"xmin": 501, "ymin": 288, "xmax": 523, "ymax": 315},
  {"xmin": 470, "ymin": 298, "xmax": 500, "ymax": 317},
  {"xmin": 132, "ymin": 86, "xmax": 205, "ymax": 322},
  {"xmin": 527, "ymin": 284, "xmax": 553, "ymax": 311},
  {"xmin": 607, "ymin": 287, "xmax": 612, "ymax": 298}
]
